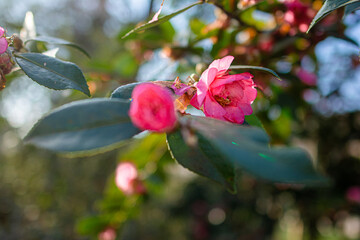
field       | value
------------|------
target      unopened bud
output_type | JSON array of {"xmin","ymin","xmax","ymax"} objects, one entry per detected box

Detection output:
[
  {"xmin": 0, "ymin": 50, "xmax": 14, "ymax": 75},
  {"xmin": 12, "ymin": 34, "xmax": 24, "ymax": 51}
]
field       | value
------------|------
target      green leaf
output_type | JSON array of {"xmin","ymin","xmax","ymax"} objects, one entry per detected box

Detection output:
[
  {"xmin": 25, "ymin": 98, "xmax": 141, "ymax": 152},
  {"xmin": 244, "ymin": 114, "xmax": 265, "ymax": 130},
  {"xmin": 308, "ymin": 0, "xmax": 360, "ymax": 33},
  {"xmin": 15, "ymin": 53, "xmax": 90, "ymax": 96},
  {"xmin": 169, "ymin": 115, "xmax": 329, "ymax": 188},
  {"xmin": 345, "ymin": 1, "xmax": 360, "ymax": 15},
  {"xmin": 122, "ymin": 1, "xmax": 203, "ymax": 39},
  {"xmin": 230, "ymin": 65, "xmax": 281, "ymax": 80},
  {"xmin": 110, "ymin": 82, "xmax": 140, "ymax": 100},
  {"xmin": 167, "ymin": 129, "xmax": 236, "ymax": 193},
  {"xmin": 25, "ymin": 36, "xmax": 90, "ymax": 58}
]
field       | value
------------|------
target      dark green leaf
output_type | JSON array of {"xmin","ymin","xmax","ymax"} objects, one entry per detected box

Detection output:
[
  {"xmin": 230, "ymin": 65, "xmax": 281, "ymax": 80},
  {"xmin": 15, "ymin": 53, "xmax": 90, "ymax": 96},
  {"xmin": 110, "ymin": 82, "xmax": 140, "ymax": 100},
  {"xmin": 171, "ymin": 115, "xmax": 329, "ymax": 187},
  {"xmin": 308, "ymin": 0, "xmax": 359, "ymax": 33},
  {"xmin": 345, "ymin": 1, "xmax": 360, "ymax": 15},
  {"xmin": 122, "ymin": 1, "xmax": 203, "ymax": 39},
  {"xmin": 25, "ymin": 98, "xmax": 141, "ymax": 152},
  {"xmin": 167, "ymin": 129, "xmax": 236, "ymax": 192},
  {"xmin": 25, "ymin": 36, "xmax": 90, "ymax": 58}
]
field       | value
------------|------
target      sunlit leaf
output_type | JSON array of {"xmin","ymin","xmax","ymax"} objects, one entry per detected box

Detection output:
[
  {"xmin": 230, "ymin": 65, "xmax": 281, "ymax": 80},
  {"xmin": 122, "ymin": 1, "xmax": 203, "ymax": 39},
  {"xmin": 25, "ymin": 99, "xmax": 141, "ymax": 152},
  {"xmin": 308, "ymin": 0, "xmax": 360, "ymax": 33},
  {"xmin": 14, "ymin": 53, "xmax": 90, "ymax": 96},
  {"xmin": 25, "ymin": 36, "xmax": 90, "ymax": 58}
]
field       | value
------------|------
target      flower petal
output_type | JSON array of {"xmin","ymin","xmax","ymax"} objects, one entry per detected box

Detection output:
[
  {"xmin": 0, "ymin": 38, "xmax": 8, "ymax": 55},
  {"xmin": 209, "ymin": 55, "xmax": 234, "ymax": 72},
  {"xmin": 224, "ymin": 106, "xmax": 245, "ymax": 124},
  {"xmin": 203, "ymin": 94, "xmax": 226, "ymax": 120},
  {"xmin": 211, "ymin": 72, "xmax": 253, "ymax": 89},
  {"xmin": 196, "ymin": 67, "xmax": 218, "ymax": 106}
]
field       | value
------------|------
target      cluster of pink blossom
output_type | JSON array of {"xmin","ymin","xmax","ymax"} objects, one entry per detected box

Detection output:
[
  {"xmin": 283, "ymin": 0, "xmax": 315, "ymax": 34},
  {"xmin": 128, "ymin": 56, "xmax": 257, "ymax": 133}
]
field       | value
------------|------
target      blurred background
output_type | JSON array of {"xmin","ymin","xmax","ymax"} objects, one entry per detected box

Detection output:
[{"xmin": 0, "ymin": 0, "xmax": 360, "ymax": 239}]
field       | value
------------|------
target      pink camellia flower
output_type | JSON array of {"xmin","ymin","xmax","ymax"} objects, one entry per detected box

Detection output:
[
  {"xmin": 284, "ymin": 0, "xmax": 315, "ymax": 33},
  {"xmin": 115, "ymin": 162, "xmax": 146, "ymax": 196},
  {"xmin": 190, "ymin": 56, "xmax": 257, "ymax": 124},
  {"xmin": 0, "ymin": 27, "xmax": 8, "ymax": 55},
  {"xmin": 98, "ymin": 227, "xmax": 116, "ymax": 240},
  {"xmin": 129, "ymin": 82, "xmax": 177, "ymax": 132}
]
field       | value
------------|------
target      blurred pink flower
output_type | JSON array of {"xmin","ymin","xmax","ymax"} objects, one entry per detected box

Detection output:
[
  {"xmin": 98, "ymin": 227, "xmax": 116, "ymax": 240},
  {"xmin": 0, "ymin": 27, "xmax": 8, "ymax": 55},
  {"xmin": 115, "ymin": 162, "xmax": 146, "ymax": 196},
  {"xmin": 129, "ymin": 83, "xmax": 177, "ymax": 132},
  {"xmin": 346, "ymin": 186, "xmax": 360, "ymax": 204},
  {"xmin": 284, "ymin": 0, "xmax": 315, "ymax": 33},
  {"xmin": 296, "ymin": 68, "xmax": 317, "ymax": 86},
  {"xmin": 190, "ymin": 56, "xmax": 257, "ymax": 124}
]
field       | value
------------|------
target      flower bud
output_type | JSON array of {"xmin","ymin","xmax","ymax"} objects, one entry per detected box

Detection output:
[
  {"xmin": 129, "ymin": 83, "xmax": 177, "ymax": 132},
  {"xmin": 0, "ymin": 50, "xmax": 14, "ymax": 75}
]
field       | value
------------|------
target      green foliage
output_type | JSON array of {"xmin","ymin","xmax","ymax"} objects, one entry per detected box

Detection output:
[
  {"xmin": 14, "ymin": 53, "xmax": 90, "ymax": 96},
  {"xmin": 168, "ymin": 115, "xmax": 329, "ymax": 190},
  {"xmin": 25, "ymin": 36, "xmax": 90, "ymax": 58},
  {"xmin": 25, "ymin": 98, "xmax": 141, "ymax": 152},
  {"xmin": 308, "ymin": 0, "xmax": 360, "ymax": 32}
]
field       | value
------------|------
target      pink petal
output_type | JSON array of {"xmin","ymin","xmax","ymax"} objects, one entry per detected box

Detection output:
[
  {"xmin": 190, "ymin": 95, "xmax": 201, "ymax": 109},
  {"xmin": 196, "ymin": 68, "xmax": 218, "ymax": 106},
  {"xmin": 172, "ymin": 82, "xmax": 191, "ymax": 95},
  {"xmin": 149, "ymin": 0, "xmax": 164, "ymax": 23},
  {"xmin": 0, "ymin": 27, "xmax": 4, "ymax": 36},
  {"xmin": 211, "ymin": 72, "xmax": 253, "ymax": 89},
  {"xmin": 224, "ymin": 106, "xmax": 245, "ymax": 124},
  {"xmin": 241, "ymin": 85, "xmax": 257, "ymax": 103},
  {"xmin": 0, "ymin": 38, "xmax": 8, "ymax": 55},
  {"xmin": 238, "ymin": 103, "xmax": 253, "ymax": 115},
  {"xmin": 203, "ymin": 94, "xmax": 226, "ymax": 120},
  {"xmin": 209, "ymin": 55, "xmax": 234, "ymax": 72}
]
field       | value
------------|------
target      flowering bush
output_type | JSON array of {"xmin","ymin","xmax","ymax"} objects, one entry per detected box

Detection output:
[{"xmin": 3, "ymin": 0, "xmax": 359, "ymax": 239}]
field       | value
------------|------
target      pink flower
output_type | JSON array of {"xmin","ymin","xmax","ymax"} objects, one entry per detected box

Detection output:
[
  {"xmin": 296, "ymin": 68, "xmax": 317, "ymax": 86},
  {"xmin": 190, "ymin": 56, "xmax": 257, "ymax": 124},
  {"xmin": 346, "ymin": 186, "xmax": 360, "ymax": 204},
  {"xmin": 0, "ymin": 27, "xmax": 8, "ymax": 55},
  {"xmin": 129, "ymin": 83, "xmax": 177, "ymax": 132},
  {"xmin": 284, "ymin": 0, "xmax": 315, "ymax": 33},
  {"xmin": 115, "ymin": 162, "xmax": 146, "ymax": 196},
  {"xmin": 98, "ymin": 227, "xmax": 116, "ymax": 240}
]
